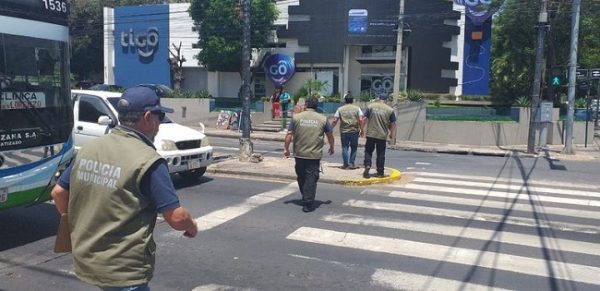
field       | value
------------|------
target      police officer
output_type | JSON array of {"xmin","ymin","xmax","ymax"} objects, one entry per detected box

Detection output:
[
  {"xmin": 284, "ymin": 96, "xmax": 335, "ymax": 212},
  {"xmin": 331, "ymin": 92, "xmax": 364, "ymax": 169},
  {"xmin": 51, "ymin": 86, "xmax": 198, "ymax": 290},
  {"xmin": 361, "ymin": 93, "xmax": 397, "ymax": 178}
]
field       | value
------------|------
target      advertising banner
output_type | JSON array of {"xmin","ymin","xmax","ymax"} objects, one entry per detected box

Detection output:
[
  {"xmin": 345, "ymin": 0, "xmax": 398, "ymax": 45},
  {"xmin": 114, "ymin": 5, "xmax": 170, "ymax": 88},
  {"xmin": 454, "ymin": 0, "xmax": 502, "ymax": 26},
  {"xmin": 264, "ymin": 53, "xmax": 295, "ymax": 87}
]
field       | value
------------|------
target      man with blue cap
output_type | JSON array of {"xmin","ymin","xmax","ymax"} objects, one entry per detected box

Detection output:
[
  {"xmin": 51, "ymin": 86, "xmax": 198, "ymax": 290},
  {"xmin": 361, "ymin": 92, "xmax": 397, "ymax": 178}
]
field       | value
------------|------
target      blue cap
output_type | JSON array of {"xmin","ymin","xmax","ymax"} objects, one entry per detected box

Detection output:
[
  {"xmin": 379, "ymin": 93, "xmax": 389, "ymax": 100},
  {"xmin": 117, "ymin": 86, "xmax": 174, "ymax": 114}
]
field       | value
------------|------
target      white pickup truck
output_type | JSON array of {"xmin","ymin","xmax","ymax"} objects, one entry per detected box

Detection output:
[{"xmin": 71, "ymin": 90, "xmax": 213, "ymax": 179}]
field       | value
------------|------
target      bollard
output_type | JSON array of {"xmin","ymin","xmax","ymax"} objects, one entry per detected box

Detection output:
[{"xmin": 181, "ymin": 106, "xmax": 187, "ymax": 118}]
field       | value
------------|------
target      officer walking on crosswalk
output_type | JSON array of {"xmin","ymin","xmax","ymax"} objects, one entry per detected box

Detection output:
[
  {"xmin": 361, "ymin": 93, "xmax": 397, "ymax": 178},
  {"xmin": 284, "ymin": 96, "xmax": 335, "ymax": 212}
]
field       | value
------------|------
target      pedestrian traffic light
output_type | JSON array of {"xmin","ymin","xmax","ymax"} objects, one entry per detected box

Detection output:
[{"xmin": 551, "ymin": 67, "xmax": 562, "ymax": 87}]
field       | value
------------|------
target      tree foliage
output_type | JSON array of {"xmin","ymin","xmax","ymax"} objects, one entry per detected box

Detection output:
[
  {"xmin": 491, "ymin": 0, "xmax": 600, "ymax": 101},
  {"xmin": 189, "ymin": 0, "xmax": 278, "ymax": 72}
]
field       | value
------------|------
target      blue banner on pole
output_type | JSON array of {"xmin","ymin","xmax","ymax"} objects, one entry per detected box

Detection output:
[
  {"xmin": 454, "ymin": 0, "xmax": 502, "ymax": 26},
  {"xmin": 264, "ymin": 53, "xmax": 295, "ymax": 87}
]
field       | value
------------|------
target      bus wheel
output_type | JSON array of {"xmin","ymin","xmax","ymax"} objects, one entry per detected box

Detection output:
[{"xmin": 180, "ymin": 167, "xmax": 207, "ymax": 180}]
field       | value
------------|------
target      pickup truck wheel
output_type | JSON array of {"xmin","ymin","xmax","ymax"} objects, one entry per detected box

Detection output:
[{"xmin": 180, "ymin": 167, "xmax": 207, "ymax": 180}]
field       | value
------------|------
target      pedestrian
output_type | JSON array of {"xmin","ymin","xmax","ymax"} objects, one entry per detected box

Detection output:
[
  {"xmin": 361, "ymin": 93, "xmax": 397, "ymax": 178},
  {"xmin": 331, "ymin": 92, "xmax": 364, "ymax": 169},
  {"xmin": 271, "ymin": 87, "xmax": 282, "ymax": 118},
  {"xmin": 284, "ymin": 96, "xmax": 335, "ymax": 212},
  {"xmin": 280, "ymin": 87, "xmax": 291, "ymax": 118},
  {"xmin": 50, "ymin": 86, "xmax": 198, "ymax": 290}
]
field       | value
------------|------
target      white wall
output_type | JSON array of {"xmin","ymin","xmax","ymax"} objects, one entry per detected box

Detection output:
[{"xmin": 169, "ymin": 3, "xmax": 201, "ymax": 69}]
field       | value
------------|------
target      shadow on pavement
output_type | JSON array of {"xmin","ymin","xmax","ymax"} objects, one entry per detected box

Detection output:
[
  {"xmin": 0, "ymin": 203, "xmax": 59, "ymax": 251},
  {"xmin": 283, "ymin": 199, "xmax": 332, "ymax": 211},
  {"xmin": 172, "ymin": 175, "xmax": 214, "ymax": 190}
]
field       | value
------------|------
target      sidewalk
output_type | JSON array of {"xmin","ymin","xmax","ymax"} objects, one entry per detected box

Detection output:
[{"xmin": 202, "ymin": 127, "xmax": 600, "ymax": 161}]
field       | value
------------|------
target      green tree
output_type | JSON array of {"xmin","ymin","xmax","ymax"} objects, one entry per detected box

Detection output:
[
  {"xmin": 189, "ymin": 0, "xmax": 278, "ymax": 72},
  {"xmin": 491, "ymin": 0, "xmax": 600, "ymax": 102}
]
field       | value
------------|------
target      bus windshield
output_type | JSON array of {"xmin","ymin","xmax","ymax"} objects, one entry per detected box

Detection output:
[
  {"xmin": 0, "ymin": 0, "xmax": 73, "ymax": 210},
  {"xmin": 0, "ymin": 33, "xmax": 72, "ymax": 152}
]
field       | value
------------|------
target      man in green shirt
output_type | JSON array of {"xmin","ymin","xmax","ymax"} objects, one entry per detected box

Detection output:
[
  {"xmin": 51, "ymin": 86, "xmax": 198, "ymax": 290},
  {"xmin": 361, "ymin": 93, "xmax": 397, "ymax": 178},
  {"xmin": 284, "ymin": 96, "xmax": 335, "ymax": 212},
  {"xmin": 331, "ymin": 92, "xmax": 364, "ymax": 169}
]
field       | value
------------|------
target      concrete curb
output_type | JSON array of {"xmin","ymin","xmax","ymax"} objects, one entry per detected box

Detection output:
[
  {"xmin": 335, "ymin": 167, "xmax": 402, "ymax": 186},
  {"xmin": 207, "ymin": 156, "xmax": 402, "ymax": 186}
]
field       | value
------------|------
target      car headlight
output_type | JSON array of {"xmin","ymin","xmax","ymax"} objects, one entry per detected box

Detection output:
[
  {"xmin": 201, "ymin": 137, "xmax": 210, "ymax": 147},
  {"xmin": 160, "ymin": 140, "xmax": 178, "ymax": 151}
]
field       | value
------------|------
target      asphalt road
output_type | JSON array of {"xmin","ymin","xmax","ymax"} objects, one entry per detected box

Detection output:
[
  {"xmin": 1, "ymin": 139, "xmax": 599, "ymax": 290},
  {"xmin": 210, "ymin": 136, "xmax": 600, "ymax": 185}
]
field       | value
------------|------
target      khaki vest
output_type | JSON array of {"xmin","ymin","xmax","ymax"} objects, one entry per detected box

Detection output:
[
  {"xmin": 337, "ymin": 104, "xmax": 361, "ymax": 134},
  {"xmin": 69, "ymin": 127, "xmax": 162, "ymax": 287},
  {"xmin": 366, "ymin": 101, "xmax": 394, "ymax": 140},
  {"xmin": 292, "ymin": 109, "xmax": 327, "ymax": 159}
]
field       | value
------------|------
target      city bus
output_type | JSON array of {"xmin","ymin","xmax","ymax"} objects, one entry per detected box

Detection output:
[{"xmin": 0, "ymin": 0, "xmax": 73, "ymax": 210}]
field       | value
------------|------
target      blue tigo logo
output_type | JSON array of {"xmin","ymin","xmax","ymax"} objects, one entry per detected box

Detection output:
[{"xmin": 264, "ymin": 53, "xmax": 295, "ymax": 87}]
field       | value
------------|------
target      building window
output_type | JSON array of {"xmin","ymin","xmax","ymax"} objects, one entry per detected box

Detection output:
[
  {"xmin": 254, "ymin": 74, "xmax": 266, "ymax": 98},
  {"xmin": 361, "ymin": 45, "xmax": 396, "ymax": 58}
]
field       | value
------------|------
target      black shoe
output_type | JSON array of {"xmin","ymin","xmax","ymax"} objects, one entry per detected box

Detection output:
[
  {"xmin": 375, "ymin": 172, "xmax": 385, "ymax": 177},
  {"xmin": 341, "ymin": 165, "xmax": 348, "ymax": 169},
  {"xmin": 349, "ymin": 164, "xmax": 357, "ymax": 169},
  {"xmin": 363, "ymin": 168, "xmax": 370, "ymax": 178},
  {"xmin": 302, "ymin": 202, "xmax": 314, "ymax": 213}
]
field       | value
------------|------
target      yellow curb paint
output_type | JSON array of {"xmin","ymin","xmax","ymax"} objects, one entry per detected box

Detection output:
[{"xmin": 336, "ymin": 167, "xmax": 401, "ymax": 186}]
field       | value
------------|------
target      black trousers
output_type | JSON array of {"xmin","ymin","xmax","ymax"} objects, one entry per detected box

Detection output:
[
  {"xmin": 294, "ymin": 158, "xmax": 320, "ymax": 203},
  {"xmin": 364, "ymin": 137, "xmax": 387, "ymax": 174}
]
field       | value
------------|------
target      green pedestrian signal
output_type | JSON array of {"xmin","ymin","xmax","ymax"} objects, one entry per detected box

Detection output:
[{"xmin": 551, "ymin": 66, "xmax": 563, "ymax": 87}]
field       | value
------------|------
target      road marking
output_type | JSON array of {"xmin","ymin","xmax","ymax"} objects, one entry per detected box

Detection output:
[
  {"xmin": 403, "ymin": 184, "xmax": 600, "ymax": 207},
  {"xmin": 411, "ymin": 172, "xmax": 600, "ymax": 191},
  {"xmin": 195, "ymin": 182, "xmax": 297, "ymax": 231},
  {"xmin": 321, "ymin": 213, "xmax": 599, "ymax": 255},
  {"xmin": 287, "ymin": 227, "xmax": 600, "ymax": 285},
  {"xmin": 413, "ymin": 177, "xmax": 600, "ymax": 199},
  {"xmin": 361, "ymin": 189, "xmax": 600, "ymax": 220},
  {"xmin": 415, "ymin": 162, "xmax": 431, "ymax": 166},
  {"xmin": 371, "ymin": 268, "xmax": 514, "ymax": 291},
  {"xmin": 192, "ymin": 284, "xmax": 257, "ymax": 291},
  {"xmin": 343, "ymin": 199, "xmax": 600, "ymax": 233}
]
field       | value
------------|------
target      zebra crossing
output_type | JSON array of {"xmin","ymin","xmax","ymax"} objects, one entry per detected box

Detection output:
[{"xmin": 285, "ymin": 172, "xmax": 600, "ymax": 290}]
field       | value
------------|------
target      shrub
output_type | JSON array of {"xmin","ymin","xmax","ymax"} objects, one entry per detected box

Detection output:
[
  {"xmin": 359, "ymin": 90, "xmax": 375, "ymax": 102},
  {"xmin": 167, "ymin": 89, "xmax": 211, "ymax": 99},
  {"xmin": 574, "ymin": 98, "xmax": 588, "ymax": 109},
  {"xmin": 512, "ymin": 96, "xmax": 531, "ymax": 107},
  {"xmin": 407, "ymin": 89, "xmax": 424, "ymax": 102},
  {"xmin": 260, "ymin": 96, "xmax": 271, "ymax": 102}
]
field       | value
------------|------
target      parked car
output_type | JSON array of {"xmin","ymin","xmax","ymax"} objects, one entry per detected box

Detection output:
[
  {"xmin": 138, "ymin": 83, "xmax": 174, "ymax": 97},
  {"xmin": 89, "ymin": 84, "xmax": 125, "ymax": 92},
  {"xmin": 70, "ymin": 89, "xmax": 213, "ymax": 179}
]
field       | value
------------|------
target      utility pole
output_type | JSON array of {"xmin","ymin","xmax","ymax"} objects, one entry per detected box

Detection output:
[
  {"xmin": 391, "ymin": 0, "xmax": 405, "ymax": 145},
  {"xmin": 527, "ymin": 0, "xmax": 548, "ymax": 154},
  {"xmin": 239, "ymin": 0, "xmax": 253, "ymax": 161},
  {"xmin": 392, "ymin": 0, "xmax": 405, "ymax": 105},
  {"xmin": 564, "ymin": 0, "xmax": 581, "ymax": 154}
]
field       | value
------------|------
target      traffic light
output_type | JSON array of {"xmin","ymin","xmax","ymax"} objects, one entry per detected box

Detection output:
[{"xmin": 551, "ymin": 67, "xmax": 562, "ymax": 87}]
